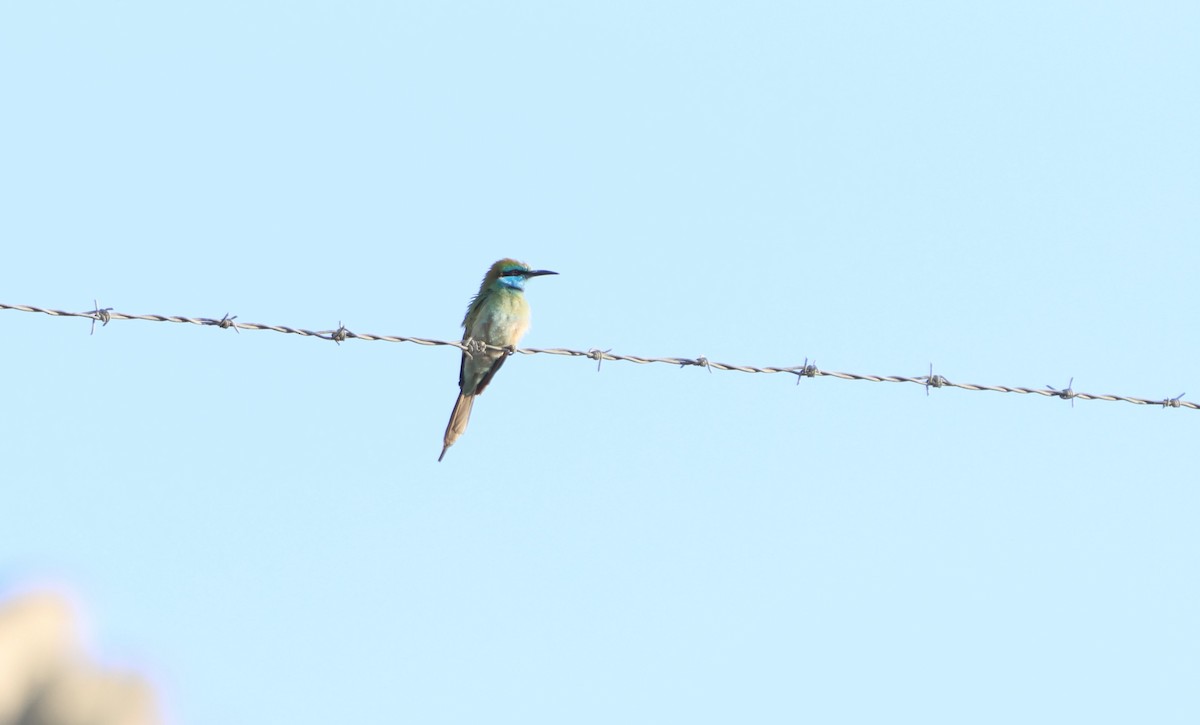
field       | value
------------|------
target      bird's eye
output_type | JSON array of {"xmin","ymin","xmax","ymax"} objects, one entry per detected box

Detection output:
[{"xmin": 501, "ymin": 269, "xmax": 524, "ymax": 277}]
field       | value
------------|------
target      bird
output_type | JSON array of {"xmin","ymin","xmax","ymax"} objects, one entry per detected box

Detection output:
[{"xmin": 439, "ymin": 259, "xmax": 557, "ymax": 461}]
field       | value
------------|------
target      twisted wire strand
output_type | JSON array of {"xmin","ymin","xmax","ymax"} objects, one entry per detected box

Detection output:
[{"xmin": 2, "ymin": 301, "xmax": 1193, "ymax": 410}]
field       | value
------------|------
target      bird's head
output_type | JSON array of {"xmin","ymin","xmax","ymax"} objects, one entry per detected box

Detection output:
[{"xmin": 485, "ymin": 258, "xmax": 558, "ymax": 291}]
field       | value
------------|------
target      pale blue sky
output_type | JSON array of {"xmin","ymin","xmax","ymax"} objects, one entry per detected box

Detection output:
[{"xmin": 2, "ymin": 2, "xmax": 1198, "ymax": 723}]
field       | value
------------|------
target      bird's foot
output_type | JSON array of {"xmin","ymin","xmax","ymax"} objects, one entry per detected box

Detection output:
[
  {"xmin": 503, "ymin": 344, "xmax": 516, "ymax": 356},
  {"xmin": 463, "ymin": 337, "xmax": 488, "ymax": 357}
]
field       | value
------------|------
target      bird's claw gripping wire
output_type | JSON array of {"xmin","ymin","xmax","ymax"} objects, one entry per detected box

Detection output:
[{"xmin": 462, "ymin": 337, "xmax": 488, "ymax": 358}]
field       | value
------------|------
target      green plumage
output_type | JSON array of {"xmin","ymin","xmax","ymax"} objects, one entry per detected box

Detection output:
[{"xmin": 439, "ymin": 259, "xmax": 557, "ymax": 461}]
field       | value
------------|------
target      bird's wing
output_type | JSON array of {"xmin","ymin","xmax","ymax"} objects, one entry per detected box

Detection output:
[{"xmin": 472, "ymin": 353, "xmax": 507, "ymax": 396}]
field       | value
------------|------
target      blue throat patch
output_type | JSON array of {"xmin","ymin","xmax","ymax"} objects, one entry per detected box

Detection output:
[{"xmin": 498, "ymin": 272, "xmax": 527, "ymax": 291}]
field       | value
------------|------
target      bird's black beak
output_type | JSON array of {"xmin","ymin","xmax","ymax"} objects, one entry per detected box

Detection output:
[{"xmin": 524, "ymin": 270, "xmax": 558, "ymax": 278}]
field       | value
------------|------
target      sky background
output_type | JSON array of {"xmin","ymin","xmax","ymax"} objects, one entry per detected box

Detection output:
[{"xmin": 2, "ymin": 1, "xmax": 1198, "ymax": 723}]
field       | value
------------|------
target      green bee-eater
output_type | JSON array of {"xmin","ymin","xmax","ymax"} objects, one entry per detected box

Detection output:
[{"xmin": 439, "ymin": 259, "xmax": 557, "ymax": 461}]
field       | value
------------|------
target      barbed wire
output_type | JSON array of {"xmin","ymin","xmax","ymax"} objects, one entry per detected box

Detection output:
[{"xmin": 1, "ymin": 301, "xmax": 1193, "ymax": 410}]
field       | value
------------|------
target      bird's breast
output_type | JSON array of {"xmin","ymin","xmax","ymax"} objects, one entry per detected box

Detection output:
[{"xmin": 468, "ymin": 293, "xmax": 531, "ymax": 347}]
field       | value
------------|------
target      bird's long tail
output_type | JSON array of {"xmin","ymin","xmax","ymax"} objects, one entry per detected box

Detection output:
[{"xmin": 439, "ymin": 393, "xmax": 475, "ymax": 462}]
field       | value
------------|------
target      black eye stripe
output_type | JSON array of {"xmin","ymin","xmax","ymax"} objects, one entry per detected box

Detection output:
[{"xmin": 501, "ymin": 269, "xmax": 525, "ymax": 277}]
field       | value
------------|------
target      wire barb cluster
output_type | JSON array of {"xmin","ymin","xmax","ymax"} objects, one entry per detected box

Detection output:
[{"xmin": 2, "ymin": 301, "xmax": 1194, "ymax": 411}]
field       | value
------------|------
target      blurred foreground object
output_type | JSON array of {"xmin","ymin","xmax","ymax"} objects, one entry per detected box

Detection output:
[{"xmin": 0, "ymin": 592, "xmax": 160, "ymax": 725}]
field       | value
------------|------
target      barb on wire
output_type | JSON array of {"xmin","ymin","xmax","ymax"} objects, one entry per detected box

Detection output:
[
  {"xmin": 89, "ymin": 300, "xmax": 112, "ymax": 336},
  {"xmin": 587, "ymin": 348, "xmax": 611, "ymax": 372},
  {"xmin": 218, "ymin": 313, "xmax": 239, "ymax": 333},
  {"xmin": 795, "ymin": 358, "xmax": 819, "ymax": 385},
  {"xmin": 1047, "ymin": 377, "xmax": 1076, "ymax": 408},
  {"xmin": 1163, "ymin": 393, "xmax": 1186, "ymax": 408},
  {"xmin": 331, "ymin": 323, "xmax": 350, "ymax": 345},
  {"xmin": 2, "ymin": 301, "xmax": 1195, "ymax": 411},
  {"xmin": 924, "ymin": 363, "xmax": 947, "ymax": 396}
]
